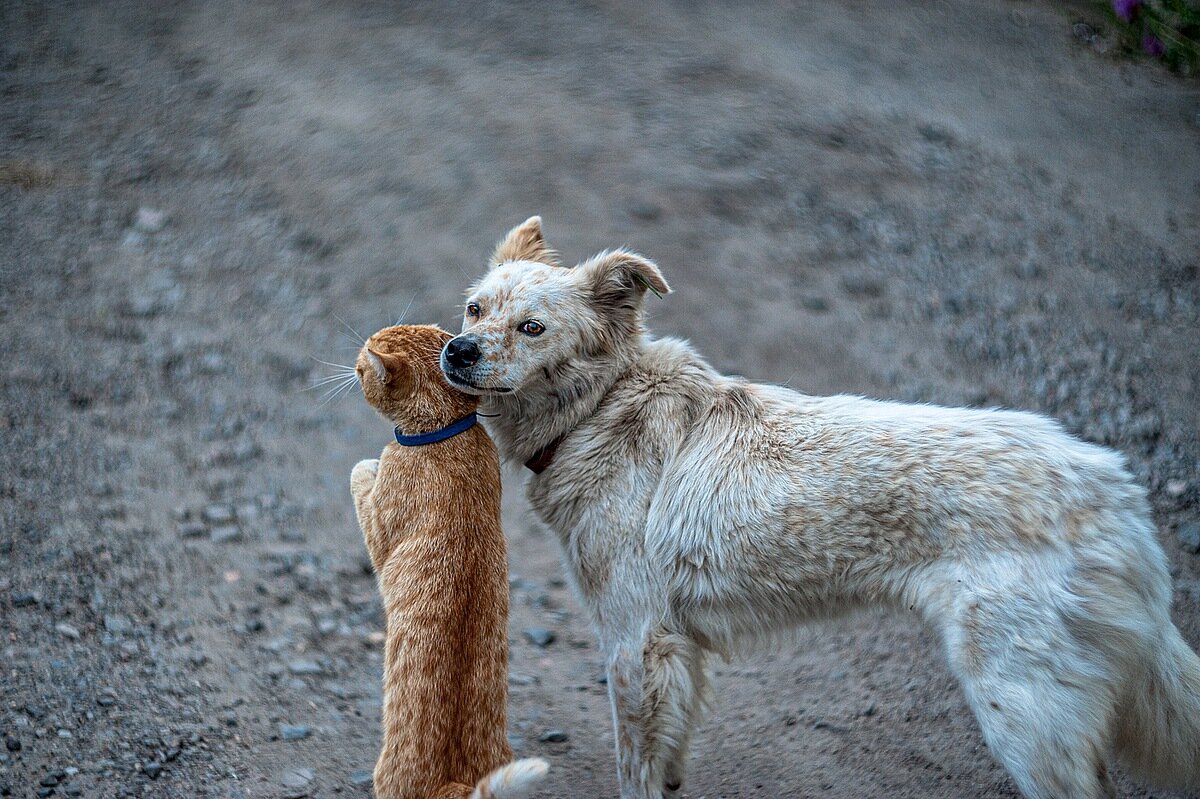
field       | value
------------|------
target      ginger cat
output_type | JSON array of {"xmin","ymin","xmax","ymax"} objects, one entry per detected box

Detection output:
[{"xmin": 349, "ymin": 324, "xmax": 547, "ymax": 799}]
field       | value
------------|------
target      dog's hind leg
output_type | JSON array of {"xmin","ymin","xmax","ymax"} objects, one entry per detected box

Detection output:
[
  {"xmin": 607, "ymin": 628, "xmax": 703, "ymax": 799},
  {"xmin": 644, "ymin": 631, "xmax": 705, "ymax": 798},
  {"xmin": 942, "ymin": 586, "xmax": 1119, "ymax": 799}
]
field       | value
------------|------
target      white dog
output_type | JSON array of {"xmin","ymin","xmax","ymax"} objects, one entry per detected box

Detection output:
[{"xmin": 440, "ymin": 217, "xmax": 1200, "ymax": 799}]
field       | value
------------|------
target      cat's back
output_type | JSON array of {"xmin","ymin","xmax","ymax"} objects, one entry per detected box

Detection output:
[{"xmin": 371, "ymin": 424, "xmax": 506, "ymax": 587}]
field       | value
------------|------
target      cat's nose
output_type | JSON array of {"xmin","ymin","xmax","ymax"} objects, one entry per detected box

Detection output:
[{"xmin": 444, "ymin": 336, "xmax": 482, "ymax": 369}]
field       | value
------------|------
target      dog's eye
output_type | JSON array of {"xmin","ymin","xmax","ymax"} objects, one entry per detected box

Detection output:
[
  {"xmin": 465, "ymin": 302, "xmax": 481, "ymax": 318},
  {"xmin": 518, "ymin": 320, "xmax": 545, "ymax": 336}
]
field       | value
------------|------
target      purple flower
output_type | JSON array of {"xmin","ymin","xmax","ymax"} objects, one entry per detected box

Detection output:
[
  {"xmin": 1113, "ymin": 0, "xmax": 1143, "ymax": 23},
  {"xmin": 1142, "ymin": 34, "xmax": 1166, "ymax": 56}
]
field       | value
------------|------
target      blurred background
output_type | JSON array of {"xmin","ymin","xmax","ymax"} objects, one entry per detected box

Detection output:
[{"xmin": 2, "ymin": 1, "xmax": 1198, "ymax": 797}]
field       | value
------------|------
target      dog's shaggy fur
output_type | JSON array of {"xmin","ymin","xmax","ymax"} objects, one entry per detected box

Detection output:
[{"xmin": 442, "ymin": 217, "xmax": 1200, "ymax": 799}]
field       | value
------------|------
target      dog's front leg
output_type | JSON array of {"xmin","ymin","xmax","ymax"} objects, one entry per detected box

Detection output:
[{"xmin": 608, "ymin": 629, "xmax": 702, "ymax": 799}]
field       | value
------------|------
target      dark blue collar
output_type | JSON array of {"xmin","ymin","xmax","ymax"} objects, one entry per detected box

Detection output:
[{"xmin": 394, "ymin": 412, "xmax": 478, "ymax": 446}]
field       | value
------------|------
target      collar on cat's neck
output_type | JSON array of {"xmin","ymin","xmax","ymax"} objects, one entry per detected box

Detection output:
[{"xmin": 394, "ymin": 412, "xmax": 478, "ymax": 446}]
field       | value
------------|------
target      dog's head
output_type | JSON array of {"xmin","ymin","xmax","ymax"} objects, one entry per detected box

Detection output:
[{"xmin": 440, "ymin": 216, "xmax": 670, "ymax": 397}]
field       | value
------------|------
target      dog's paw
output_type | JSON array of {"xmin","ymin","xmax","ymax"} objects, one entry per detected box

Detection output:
[{"xmin": 350, "ymin": 459, "xmax": 379, "ymax": 495}]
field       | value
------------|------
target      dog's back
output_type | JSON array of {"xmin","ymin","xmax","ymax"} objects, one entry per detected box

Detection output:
[{"xmin": 599, "ymin": 336, "xmax": 1200, "ymax": 798}]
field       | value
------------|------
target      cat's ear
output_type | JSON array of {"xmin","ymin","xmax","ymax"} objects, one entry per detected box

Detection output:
[
  {"xmin": 490, "ymin": 215, "xmax": 560, "ymax": 268},
  {"xmin": 365, "ymin": 348, "xmax": 408, "ymax": 386}
]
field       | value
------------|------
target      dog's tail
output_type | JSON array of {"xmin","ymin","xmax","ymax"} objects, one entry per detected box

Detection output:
[
  {"xmin": 1113, "ymin": 623, "xmax": 1200, "ymax": 789},
  {"xmin": 470, "ymin": 757, "xmax": 549, "ymax": 799}
]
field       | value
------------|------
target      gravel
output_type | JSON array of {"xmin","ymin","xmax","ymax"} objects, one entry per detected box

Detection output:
[{"xmin": 2, "ymin": 4, "xmax": 1196, "ymax": 799}]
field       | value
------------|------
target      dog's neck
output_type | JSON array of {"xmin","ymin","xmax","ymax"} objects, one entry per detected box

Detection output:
[{"xmin": 482, "ymin": 352, "xmax": 629, "ymax": 467}]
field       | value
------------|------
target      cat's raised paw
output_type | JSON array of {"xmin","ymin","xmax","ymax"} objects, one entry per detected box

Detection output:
[{"xmin": 351, "ymin": 458, "xmax": 380, "ymax": 495}]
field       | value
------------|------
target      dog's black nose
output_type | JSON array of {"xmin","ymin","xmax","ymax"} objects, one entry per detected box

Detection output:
[{"xmin": 445, "ymin": 336, "xmax": 482, "ymax": 369}]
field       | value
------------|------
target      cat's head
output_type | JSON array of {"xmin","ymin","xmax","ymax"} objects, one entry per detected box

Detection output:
[{"xmin": 356, "ymin": 324, "xmax": 478, "ymax": 427}]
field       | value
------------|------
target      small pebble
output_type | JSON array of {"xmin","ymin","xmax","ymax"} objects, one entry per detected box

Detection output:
[
  {"xmin": 538, "ymin": 729, "xmax": 568, "ymax": 743},
  {"xmin": 179, "ymin": 521, "xmax": 208, "ymax": 539},
  {"xmin": 508, "ymin": 673, "xmax": 539, "ymax": 686},
  {"xmin": 54, "ymin": 623, "xmax": 81, "ymax": 640},
  {"xmin": 279, "ymin": 724, "xmax": 311, "ymax": 741},
  {"xmin": 280, "ymin": 766, "xmax": 316, "ymax": 796},
  {"xmin": 800, "ymin": 294, "xmax": 830, "ymax": 312},
  {"xmin": 103, "ymin": 614, "xmax": 134, "ymax": 635},
  {"xmin": 348, "ymin": 769, "xmax": 372, "ymax": 786},
  {"xmin": 210, "ymin": 524, "xmax": 242, "ymax": 544},
  {"xmin": 1178, "ymin": 522, "xmax": 1200, "ymax": 554},
  {"xmin": 11, "ymin": 593, "xmax": 39, "ymax": 608},
  {"xmin": 133, "ymin": 207, "xmax": 167, "ymax": 234},
  {"xmin": 628, "ymin": 201, "xmax": 662, "ymax": 221},
  {"xmin": 288, "ymin": 659, "xmax": 323, "ymax": 675},
  {"xmin": 202, "ymin": 503, "xmax": 235, "ymax": 524},
  {"xmin": 143, "ymin": 761, "xmax": 163, "ymax": 779},
  {"xmin": 4, "ymin": 737, "xmax": 20, "ymax": 752},
  {"xmin": 523, "ymin": 627, "xmax": 555, "ymax": 648}
]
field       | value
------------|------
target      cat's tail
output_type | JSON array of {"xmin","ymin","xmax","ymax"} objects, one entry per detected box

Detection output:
[{"xmin": 470, "ymin": 757, "xmax": 549, "ymax": 799}]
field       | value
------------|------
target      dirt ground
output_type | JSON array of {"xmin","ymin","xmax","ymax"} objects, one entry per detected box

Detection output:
[{"xmin": 2, "ymin": 1, "xmax": 1199, "ymax": 797}]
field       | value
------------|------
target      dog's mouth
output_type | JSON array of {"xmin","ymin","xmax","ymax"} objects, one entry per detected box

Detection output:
[{"xmin": 443, "ymin": 371, "xmax": 514, "ymax": 395}]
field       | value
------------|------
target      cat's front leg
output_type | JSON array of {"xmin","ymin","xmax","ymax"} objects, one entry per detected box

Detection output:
[
  {"xmin": 351, "ymin": 458, "xmax": 379, "ymax": 502},
  {"xmin": 350, "ymin": 459, "xmax": 380, "ymax": 559}
]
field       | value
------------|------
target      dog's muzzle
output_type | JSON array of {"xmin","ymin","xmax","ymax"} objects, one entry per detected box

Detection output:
[{"xmin": 444, "ymin": 336, "xmax": 482, "ymax": 369}]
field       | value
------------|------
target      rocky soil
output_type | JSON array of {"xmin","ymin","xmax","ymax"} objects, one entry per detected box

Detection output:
[{"xmin": 1, "ymin": 1, "xmax": 1198, "ymax": 797}]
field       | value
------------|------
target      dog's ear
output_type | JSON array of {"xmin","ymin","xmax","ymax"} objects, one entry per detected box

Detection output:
[
  {"xmin": 580, "ymin": 250, "xmax": 670, "ymax": 330},
  {"xmin": 581, "ymin": 249, "xmax": 671, "ymax": 304},
  {"xmin": 490, "ymin": 215, "xmax": 560, "ymax": 268}
]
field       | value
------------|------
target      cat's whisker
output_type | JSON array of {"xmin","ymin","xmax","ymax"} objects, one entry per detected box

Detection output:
[
  {"xmin": 316, "ymin": 371, "xmax": 357, "ymax": 391},
  {"xmin": 309, "ymin": 355, "xmax": 356, "ymax": 371},
  {"xmin": 394, "ymin": 294, "xmax": 418, "ymax": 326},
  {"xmin": 306, "ymin": 373, "xmax": 357, "ymax": 390},
  {"xmin": 333, "ymin": 313, "xmax": 366, "ymax": 346},
  {"xmin": 317, "ymin": 375, "xmax": 360, "ymax": 407}
]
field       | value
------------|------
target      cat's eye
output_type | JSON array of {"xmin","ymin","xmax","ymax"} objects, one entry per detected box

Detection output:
[
  {"xmin": 518, "ymin": 320, "xmax": 545, "ymax": 336},
  {"xmin": 465, "ymin": 302, "xmax": 481, "ymax": 318}
]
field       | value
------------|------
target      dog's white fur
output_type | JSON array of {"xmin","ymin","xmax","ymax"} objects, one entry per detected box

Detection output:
[{"xmin": 441, "ymin": 217, "xmax": 1200, "ymax": 799}]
